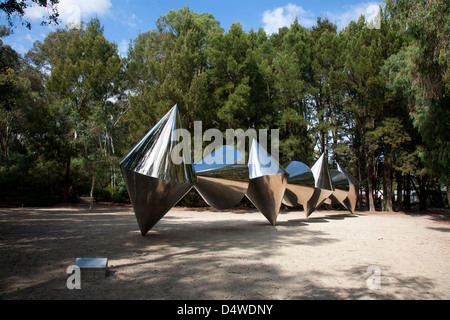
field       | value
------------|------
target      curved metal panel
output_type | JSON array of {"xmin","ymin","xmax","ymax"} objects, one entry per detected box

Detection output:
[
  {"xmin": 282, "ymin": 161, "xmax": 315, "ymax": 208},
  {"xmin": 246, "ymin": 139, "xmax": 288, "ymax": 225},
  {"xmin": 120, "ymin": 105, "xmax": 196, "ymax": 184},
  {"xmin": 305, "ymin": 188, "xmax": 334, "ymax": 217},
  {"xmin": 346, "ymin": 184, "xmax": 358, "ymax": 214},
  {"xmin": 310, "ymin": 153, "xmax": 333, "ymax": 191},
  {"xmin": 121, "ymin": 167, "xmax": 193, "ymax": 235},
  {"xmin": 194, "ymin": 145, "xmax": 249, "ymax": 209},
  {"xmin": 336, "ymin": 163, "xmax": 360, "ymax": 213},
  {"xmin": 246, "ymin": 173, "xmax": 288, "ymax": 225},
  {"xmin": 329, "ymin": 169, "xmax": 350, "ymax": 209},
  {"xmin": 304, "ymin": 154, "xmax": 334, "ymax": 217},
  {"xmin": 120, "ymin": 105, "xmax": 196, "ymax": 235},
  {"xmin": 248, "ymin": 139, "xmax": 285, "ymax": 179}
]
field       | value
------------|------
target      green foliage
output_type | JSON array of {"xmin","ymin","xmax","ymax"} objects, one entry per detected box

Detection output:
[
  {"xmin": 385, "ymin": 0, "xmax": 450, "ymax": 185},
  {"xmin": 0, "ymin": 152, "xmax": 63, "ymax": 206},
  {"xmin": 0, "ymin": 4, "xmax": 447, "ymax": 210},
  {"xmin": 0, "ymin": 0, "xmax": 59, "ymax": 30}
]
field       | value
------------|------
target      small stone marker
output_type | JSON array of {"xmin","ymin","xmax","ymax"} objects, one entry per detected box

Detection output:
[{"xmin": 75, "ymin": 258, "xmax": 108, "ymax": 280}]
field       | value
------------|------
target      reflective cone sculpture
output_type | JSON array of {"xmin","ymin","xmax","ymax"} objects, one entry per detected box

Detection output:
[
  {"xmin": 194, "ymin": 145, "xmax": 249, "ymax": 209},
  {"xmin": 120, "ymin": 105, "xmax": 196, "ymax": 235},
  {"xmin": 328, "ymin": 168, "xmax": 350, "ymax": 211},
  {"xmin": 333, "ymin": 163, "xmax": 359, "ymax": 213},
  {"xmin": 245, "ymin": 139, "xmax": 289, "ymax": 225},
  {"xmin": 282, "ymin": 161, "xmax": 316, "ymax": 214},
  {"xmin": 307, "ymin": 153, "xmax": 334, "ymax": 217}
]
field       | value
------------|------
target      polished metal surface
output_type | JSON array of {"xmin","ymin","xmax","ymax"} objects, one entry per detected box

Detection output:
[
  {"xmin": 246, "ymin": 139, "xmax": 288, "ymax": 225},
  {"xmin": 305, "ymin": 154, "xmax": 334, "ymax": 217},
  {"xmin": 121, "ymin": 167, "xmax": 193, "ymax": 235},
  {"xmin": 282, "ymin": 161, "xmax": 316, "ymax": 212},
  {"xmin": 120, "ymin": 105, "xmax": 196, "ymax": 235},
  {"xmin": 336, "ymin": 162, "xmax": 359, "ymax": 213},
  {"xmin": 194, "ymin": 145, "xmax": 249, "ymax": 209},
  {"xmin": 328, "ymin": 168, "xmax": 351, "ymax": 211},
  {"xmin": 311, "ymin": 153, "xmax": 333, "ymax": 190},
  {"xmin": 120, "ymin": 104, "xmax": 196, "ymax": 183},
  {"xmin": 120, "ymin": 104, "xmax": 361, "ymax": 232}
]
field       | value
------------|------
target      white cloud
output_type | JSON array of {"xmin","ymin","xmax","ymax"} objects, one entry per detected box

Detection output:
[
  {"xmin": 10, "ymin": 42, "xmax": 28, "ymax": 55},
  {"xmin": 126, "ymin": 14, "xmax": 139, "ymax": 28},
  {"xmin": 262, "ymin": 3, "xmax": 316, "ymax": 34},
  {"xmin": 118, "ymin": 39, "xmax": 129, "ymax": 57},
  {"xmin": 322, "ymin": 2, "xmax": 383, "ymax": 30},
  {"xmin": 262, "ymin": 2, "xmax": 383, "ymax": 33},
  {"xmin": 25, "ymin": 0, "xmax": 112, "ymax": 27}
]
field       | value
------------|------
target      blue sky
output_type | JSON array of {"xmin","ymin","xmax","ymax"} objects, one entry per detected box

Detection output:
[{"xmin": 1, "ymin": 0, "xmax": 383, "ymax": 56}]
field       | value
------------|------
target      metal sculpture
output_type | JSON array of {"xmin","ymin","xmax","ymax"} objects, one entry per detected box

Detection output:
[
  {"xmin": 282, "ymin": 161, "xmax": 316, "ymax": 215},
  {"xmin": 327, "ymin": 163, "xmax": 359, "ymax": 213},
  {"xmin": 328, "ymin": 168, "xmax": 350, "ymax": 209},
  {"xmin": 120, "ymin": 104, "xmax": 361, "ymax": 234},
  {"xmin": 245, "ymin": 139, "xmax": 289, "ymax": 225},
  {"xmin": 194, "ymin": 145, "xmax": 249, "ymax": 209},
  {"xmin": 306, "ymin": 153, "xmax": 334, "ymax": 217},
  {"xmin": 120, "ymin": 105, "xmax": 196, "ymax": 235}
]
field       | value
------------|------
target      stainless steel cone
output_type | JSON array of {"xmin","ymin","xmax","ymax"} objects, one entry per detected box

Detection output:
[
  {"xmin": 336, "ymin": 163, "xmax": 360, "ymax": 213},
  {"xmin": 246, "ymin": 139, "xmax": 288, "ymax": 225},
  {"xmin": 282, "ymin": 161, "xmax": 315, "ymax": 209},
  {"xmin": 120, "ymin": 105, "xmax": 196, "ymax": 235},
  {"xmin": 194, "ymin": 145, "xmax": 249, "ymax": 210},
  {"xmin": 121, "ymin": 167, "xmax": 194, "ymax": 235},
  {"xmin": 306, "ymin": 153, "xmax": 334, "ymax": 217},
  {"xmin": 328, "ymin": 169, "xmax": 351, "ymax": 212}
]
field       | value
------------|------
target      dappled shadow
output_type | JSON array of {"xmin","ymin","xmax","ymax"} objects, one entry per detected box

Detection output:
[
  {"xmin": 277, "ymin": 211, "xmax": 361, "ymax": 227},
  {"xmin": 427, "ymin": 227, "xmax": 450, "ymax": 233},
  {"xmin": 0, "ymin": 204, "xmax": 340, "ymax": 299},
  {"xmin": 0, "ymin": 205, "xmax": 448, "ymax": 300},
  {"xmin": 402, "ymin": 207, "xmax": 450, "ymax": 223},
  {"xmin": 290, "ymin": 264, "xmax": 441, "ymax": 300}
]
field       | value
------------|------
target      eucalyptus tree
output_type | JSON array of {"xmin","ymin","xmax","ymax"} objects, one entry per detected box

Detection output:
[
  {"xmin": 269, "ymin": 19, "xmax": 314, "ymax": 164},
  {"xmin": 125, "ymin": 6, "xmax": 222, "ymax": 146},
  {"xmin": 27, "ymin": 18, "xmax": 125, "ymax": 202},
  {"xmin": 385, "ymin": 0, "xmax": 450, "ymax": 193}
]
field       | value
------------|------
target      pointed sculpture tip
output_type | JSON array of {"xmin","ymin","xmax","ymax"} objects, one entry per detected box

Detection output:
[
  {"xmin": 140, "ymin": 227, "xmax": 151, "ymax": 236},
  {"xmin": 169, "ymin": 104, "xmax": 178, "ymax": 117}
]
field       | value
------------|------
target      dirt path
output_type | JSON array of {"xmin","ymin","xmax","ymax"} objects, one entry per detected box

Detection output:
[{"xmin": 1, "ymin": 205, "xmax": 449, "ymax": 300}]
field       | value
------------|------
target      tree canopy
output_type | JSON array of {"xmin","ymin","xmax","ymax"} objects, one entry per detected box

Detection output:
[
  {"xmin": 0, "ymin": 0, "xmax": 59, "ymax": 30},
  {"xmin": 0, "ymin": 2, "xmax": 448, "ymax": 210}
]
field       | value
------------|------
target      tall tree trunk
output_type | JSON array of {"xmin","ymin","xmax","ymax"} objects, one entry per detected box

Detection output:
[
  {"xmin": 447, "ymin": 185, "xmax": 450, "ymax": 207},
  {"xmin": 62, "ymin": 156, "xmax": 71, "ymax": 203},
  {"xmin": 89, "ymin": 172, "xmax": 96, "ymax": 209},
  {"xmin": 0, "ymin": 134, "xmax": 6, "ymax": 158},
  {"xmin": 396, "ymin": 171, "xmax": 403, "ymax": 211},
  {"xmin": 365, "ymin": 145, "xmax": 376, "ymax": 211},
  {"xmin": 384, "ymin": 145, "xmax": 393, "ymax": 212},
  {"xmin": 382, "ymin": 167, "xmax": 387, "ymax": 211},
  {"xmin": 417, "ymin": 178, "xmax": 427, "ymax": 211},
  {"xmin": 404, "ymin": 174, "xmax": 411, "ymax": 210},
  {"xmin": 357, "ymin": 162, "xmax": 362, "ymax": 210}
]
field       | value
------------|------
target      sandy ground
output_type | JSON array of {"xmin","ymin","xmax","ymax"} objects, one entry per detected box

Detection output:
[{"xmin": 0, "ymin": 203, "xmax": 449, "ymax": 300}]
